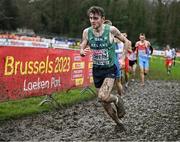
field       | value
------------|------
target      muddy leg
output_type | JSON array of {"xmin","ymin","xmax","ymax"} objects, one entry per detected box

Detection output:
[
  {"xmin": 102, "ymin": 102, "xmax": 122, "ymax": 125},
  {"xmin": 98, "ymin": 78, "xmax": 125, "ymax": 122}
]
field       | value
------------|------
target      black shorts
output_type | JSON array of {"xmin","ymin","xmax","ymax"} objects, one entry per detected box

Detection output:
[
  {"xmin": 129, "ymin": 60, "xmax": 137, "ymax": 67},
  {"xmin": 92, "ymin": 65, "xmax": 115, "ymax": 88}
]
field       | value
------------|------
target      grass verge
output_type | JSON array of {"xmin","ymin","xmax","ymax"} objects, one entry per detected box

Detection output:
[
  {"xmin": 0, "ymin": 88, "xmax": 96, "ymax": 121},
  {"xmin": 148, "ymin": 56, "xmax": 180, "ymax": 80}
]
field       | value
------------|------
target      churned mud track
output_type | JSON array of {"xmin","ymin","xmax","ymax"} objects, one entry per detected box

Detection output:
[{"xmin": 0, "ymin": 80, "xmax": 180, "ymax": 141}]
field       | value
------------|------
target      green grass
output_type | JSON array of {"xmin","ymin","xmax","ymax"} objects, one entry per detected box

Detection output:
[
  {"xmin": 148, "ymin": 56, "xmax": 180, "ymax": 80},
  {"xmin": 0, "ymin": 88, "xmax": 96, "ymax": 121},
  {"xmin": 0, "ymin": 56, "xmax": 179, "ymax": 121}
]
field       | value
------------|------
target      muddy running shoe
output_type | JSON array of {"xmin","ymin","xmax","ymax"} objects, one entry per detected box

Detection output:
[
  {"xmin": 115, "ymin": 96, "xmax": 126, "ymax": 119},
  {"xmin": 114, "ymin": 122, "xmax": 126, "ymax": 132}
]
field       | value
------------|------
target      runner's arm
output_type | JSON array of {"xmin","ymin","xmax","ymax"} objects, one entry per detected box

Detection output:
[
  {"xmin": 146, "ymin": 40, "xmax": 153, "ymax": 55},
  {"xmin": 111, "ymin": 26, "xmax": 131, "ymax": 60},
  {"xmin": 150, "ymin": 45, "xmax": 153, "ymax": 55},
  {"xmin": 147, "ymin": 40, "xmax": 151, "ymax": 47},
  {"xmin": 80, "ymin": 29, "xmax": 90, "ymax": 56},
  {"xmin": 135, "ymin": 42, "xmax": 139, "ymax": 57}
]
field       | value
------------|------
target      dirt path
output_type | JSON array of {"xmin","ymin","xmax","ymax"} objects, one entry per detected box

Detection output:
[{"xmin": 0, "ymin": 80, "xmax": 179, "ymax": 141}]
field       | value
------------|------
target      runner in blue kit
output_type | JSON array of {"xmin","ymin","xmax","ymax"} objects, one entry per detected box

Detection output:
[
  {"xmin": 80, "ymin": 6, "xmax": 131, "ymax": 126},
  {"xmin": 135, "ymin": 33, "xmax": 151, "ymax": 86}
]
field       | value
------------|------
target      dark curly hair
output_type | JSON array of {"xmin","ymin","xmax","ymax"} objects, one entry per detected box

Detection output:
[{"xmin": 87, "ymin": 6, "xmax": 105, "ymax": 17}]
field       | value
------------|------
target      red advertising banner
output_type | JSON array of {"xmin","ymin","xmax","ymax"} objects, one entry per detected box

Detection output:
[{"xmin": 0, "ymin": 46, "xmax": 93, "ymax": 102}]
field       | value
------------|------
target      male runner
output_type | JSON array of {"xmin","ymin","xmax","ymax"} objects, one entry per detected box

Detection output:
[
  {"xmin": 80, "ymin": 6, "xmax": 130, "ymax": 125},
  {"xmin": 128, "ymin": 43, "xmax": 137, "ymax": 82},
  {"xmin": 135, "ymin": 33, "xmax": 151, "ymax": 86},
  {"xmin": 122, "ymin": 33, "xmax": 131, "ymax": 88},
  {"xmin": 164, "ymin": 45, "xmax": 173, "ymax": 75}
]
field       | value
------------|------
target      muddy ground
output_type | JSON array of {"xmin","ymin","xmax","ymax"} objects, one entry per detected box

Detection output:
[{"xmin": 0, "ymin": 80, "xmax": 179, "ymax": 141}]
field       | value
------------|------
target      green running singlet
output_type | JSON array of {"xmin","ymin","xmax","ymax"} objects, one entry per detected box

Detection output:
[{"xmin": 88, "ymin": 24, "xmax": 115, "ymax": 69}]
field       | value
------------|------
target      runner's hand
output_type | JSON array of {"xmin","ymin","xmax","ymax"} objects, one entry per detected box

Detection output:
[{"xmin": 80, "ymin": 47, "xmax": 90, "ymax": 57}]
